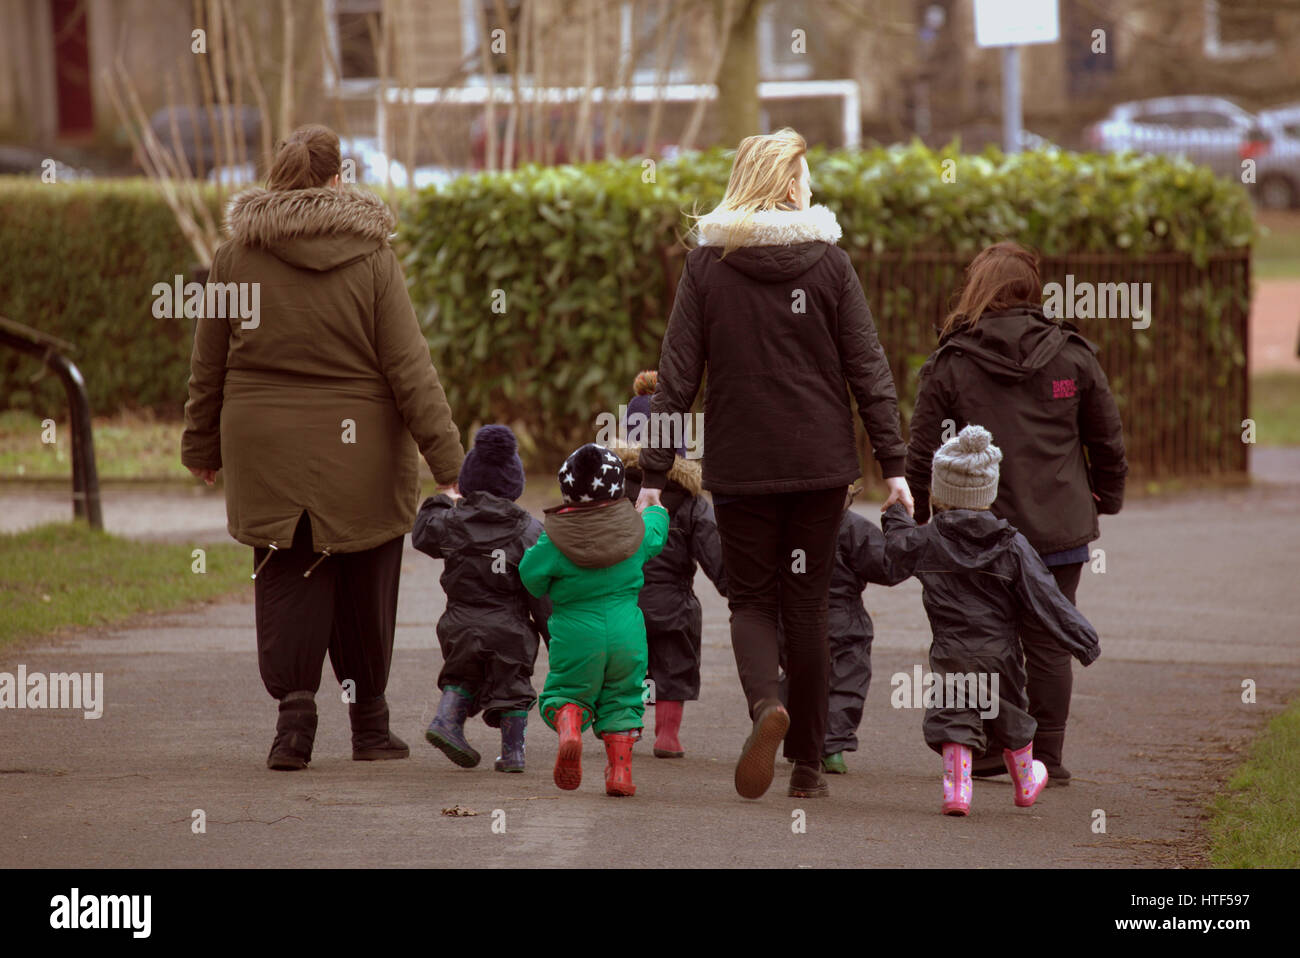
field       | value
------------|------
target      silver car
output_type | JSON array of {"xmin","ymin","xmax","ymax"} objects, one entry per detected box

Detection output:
[
  {"xmin": 1255, "ymin": 104, "xmax": 1300, "ymax": 209},
  {"xmin": 1085, "ymin": 95, "xmax": 1256, "ymax": 181}
]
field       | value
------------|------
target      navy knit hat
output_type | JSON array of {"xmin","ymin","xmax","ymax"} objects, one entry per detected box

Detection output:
[
  {"xmin": 458, "ymin": 425, "xmax": 525, "ymax": 501},
  {"xmin": 558, "ymin": 443, "xmax": 625, "ymax": 503}
]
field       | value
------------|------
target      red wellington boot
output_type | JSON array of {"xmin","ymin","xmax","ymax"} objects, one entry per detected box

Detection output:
[
  {"xmin": 653, "ymin": 700, "xmax": 685, "ymax": 758},
  {"xmin": 552, "ymin": 703, "xmax": 585, "ymax": 791},
  {"xmin": 604, "ymin": 731, "xmax": 638, "ymax": 797}
]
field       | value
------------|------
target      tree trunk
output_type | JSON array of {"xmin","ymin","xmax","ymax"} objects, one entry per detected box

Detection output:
[{"xmin": 715, "ymin": 0, "xmax": 763, "ymax": 148}]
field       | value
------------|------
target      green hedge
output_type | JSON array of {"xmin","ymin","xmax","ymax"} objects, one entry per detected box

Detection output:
[
  {"xmin": 0, "ymin": 178, "xmax": 219, "ymax": 416},
  {"xmin": 0, "ymin": 143, "xmax": 1256, "ymax": 473},
  {"xmin": 403, "ymin": 142, "xmax": 1254, "ymax": 465}
]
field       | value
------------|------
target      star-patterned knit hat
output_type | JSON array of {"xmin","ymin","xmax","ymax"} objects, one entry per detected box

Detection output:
[{"xmin": 558, "ymin": 443, "xmax": 625, "ymax": 504}]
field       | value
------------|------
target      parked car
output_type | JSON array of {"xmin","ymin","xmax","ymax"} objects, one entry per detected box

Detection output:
[
  {"xmin": 0, "ymin": 145, "xmax": 92, "ymax": 180},
  {"xmin": 1085, "ymin": 95, "xmax": 1257, "ymax": 180},
  {"xmin": 1255, "ymin": 104, "xmax": 1300, "ymax": 210},
  {"xmin": 147, "ymin": 105, "xmax": 262, "ymax": 177}
]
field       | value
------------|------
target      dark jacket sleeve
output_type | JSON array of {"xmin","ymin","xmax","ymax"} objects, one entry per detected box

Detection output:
[
  {"xmin": 1011, "ymin": 535, "xmax": 1101, "ymax": 666},
  {"xmin": 879, "ymin": 502, "xmax": 927, "ymax": 580},
  {"xmin": 850, "ymin": 515, "xmax": 909, "ymax": 587},
  {"xmin": 689, "ymin": 496, "xmax": 727, "ymax": 597},
  {"xmin": 905, "ymin": 354, "xmax": 953, "ymax": 526},
  {"xmin": 521, "ymin": 517, "xmax": 552, "ymax": 645},
  {"xmin": 834, "ymin": 249, "xmax": 907, "ymax": 478},
  {"xmin": 411, "ymin": 494, "xmax": 455, "ymax": 558},
  {"xmin": 372, "ymin": 246, "xmax": 465, "ymax": 485},
  {"xmin": 180, "ymin": 244, "xmax": 231, "ymax": 472},
  {"xmin": 644, "ymin": 259, "xmax": 706, "ymax": 488},
  {"xmin": 1077, "ymin": 349, "xmax": 1128, "ymax": 516}
]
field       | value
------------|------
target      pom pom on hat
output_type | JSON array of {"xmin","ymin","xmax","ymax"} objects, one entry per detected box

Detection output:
[
  {"xmin": 633, "ymin": 369, "xmax": 658, "ymax": 396},
  {"xmin": 930, "ymin": 424, "xmax": 1002, "ymax": 511},
  {"xmin": 458, "ymin": 424, "xmax": 526, "ymax": 501}
]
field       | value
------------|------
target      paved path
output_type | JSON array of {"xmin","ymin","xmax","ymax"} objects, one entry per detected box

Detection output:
[{"xmin": 2, "ymin": 476, "xmax": 1297, "ymax": 868}]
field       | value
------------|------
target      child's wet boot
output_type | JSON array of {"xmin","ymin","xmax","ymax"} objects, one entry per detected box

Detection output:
[
  {"xmin": 653, "ymin": 700, "xmax": 685, "ymax": 758},
  {"xmin": 494, "ymin": 710, "xmax": 527, "ymax": 772},
  {"xmin": 604, "ymin": 730, "xmax": 638, "ymax": 796},
  {"xmin": 942, "ymin": 743, "xmax": 972, "ymax": 816},
  {"xmin": 553, "ymin": 703, "xmax": 585, "ymax": 790},
  {"xmin": 425, "ymin": 685, "xmax": 481, "ymax": 768},
  {"xmin": 1004, "ymin": 742, "xmax": 1049, "ymax": 807}
]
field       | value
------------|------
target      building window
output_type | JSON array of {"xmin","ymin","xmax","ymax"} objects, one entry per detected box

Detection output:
[
  {"xmin": 1063, "ymin": 0, "xmax": 1115, "ymax": 96},
  {"xmin": 461, "ymin": 0, "xmax": 526, "ymax": 82},
  {"xmin": 324, "ymin": 0, "xmax": 387, "ymax": 90},
  {"xmin": 620, "ymin": 1, "xmax": 691, "ymax": 84},
  {"xmin": 1204, "ymin": 0, "xmax": 1276, "ymax": 60},
  {"xmin": 759, "ymin": 0, "xmax": 814, "ymax": 80}
]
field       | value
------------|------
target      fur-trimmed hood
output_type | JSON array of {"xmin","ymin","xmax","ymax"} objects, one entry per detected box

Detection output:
[
  {"xmin": 696, "ymin": 203, "xmax": 842, "ymax": 249},
  {"xmin": 693, "ymin": 204, "xmax": 841, "ymax": 282},
  {"xmin": 225, "ymin": 186, "xmax": 396, "ymax": 271},
  {"xmin": 610, "ymin": 440, "xmax": 702, "ymax": 497}
]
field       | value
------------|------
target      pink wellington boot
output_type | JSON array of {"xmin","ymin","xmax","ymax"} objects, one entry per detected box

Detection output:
[
  {"xmin": 653, "ymin": 700, "xmax": 685, "ymax": 758},
  {"xmin": 942, "ymin": 743, "xmax": 973, "ymax": 816},
  {"xmin": 1004, "ymin": 742, "xmax": 1049, "ymax": 807}
]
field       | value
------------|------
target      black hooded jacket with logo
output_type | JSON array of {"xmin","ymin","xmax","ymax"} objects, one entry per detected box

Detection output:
[{"xmin": 905, "ymin": 306, "xmax": 1128, "ymax": 555}]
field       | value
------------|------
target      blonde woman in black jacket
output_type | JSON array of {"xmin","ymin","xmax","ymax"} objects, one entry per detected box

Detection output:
[{"xmin": 636, "ymin": 128, "xmax": 912, "ymax": 801}]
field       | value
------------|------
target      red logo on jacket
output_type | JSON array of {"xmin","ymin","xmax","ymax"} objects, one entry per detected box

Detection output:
[{"xmin": 1052, "ymin": 378, "xmax": 1076, "ymax": 399}]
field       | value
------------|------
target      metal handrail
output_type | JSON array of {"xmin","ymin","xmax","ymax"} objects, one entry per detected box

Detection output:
[{"xmin": 0, "ymin": 316, "xmax": 103, "ymax": 529}]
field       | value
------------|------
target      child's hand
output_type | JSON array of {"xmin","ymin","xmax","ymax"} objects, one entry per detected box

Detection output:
[{"xmin": 635, "ymin": 487, "xmax": 662, "ymax": 513}]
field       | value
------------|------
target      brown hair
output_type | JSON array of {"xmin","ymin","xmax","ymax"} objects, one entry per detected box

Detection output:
[
  {"xmin": 940, "ymin": 241, "xmax": 1042, "ymax": 339},
  {"xmin": 266, "ymin": 124, "xmax": 341, "ymax": 191}
]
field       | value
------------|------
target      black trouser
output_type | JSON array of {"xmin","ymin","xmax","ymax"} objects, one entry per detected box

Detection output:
[
  {"xmin": 776, "ymin": 630, "xmax": 872, "ymax": 755},
  {"xmin": 922, "ymin": 647, "xmax": 1037, "ymax": 755},
  {"xmin": 1020, "ymin": 561, "xmax": 1084, "ymax": 738},
  {"xmin": 253, "ymin": 512, "xmax": 404, "ymax": 702},
  {"xmin": 713, "ymin": 487, "xmax": 844, "ymax": 764}
]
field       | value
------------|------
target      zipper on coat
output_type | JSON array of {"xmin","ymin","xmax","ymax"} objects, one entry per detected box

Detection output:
[{"xmin": 303, "ymin": 549, "xmax": 332, "ymax": 578}]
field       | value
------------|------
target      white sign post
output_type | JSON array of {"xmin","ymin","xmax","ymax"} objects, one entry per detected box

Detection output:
[{"xmin": 973, "ymin": 0, "xmax": 1060, "ymax": 153}]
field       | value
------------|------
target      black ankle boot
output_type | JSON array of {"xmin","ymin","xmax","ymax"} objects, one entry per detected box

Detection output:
[
  {"xmin": 350, "ymin": 694, "xmax": 410, "ymax": 761},
  {"xmin": 268, "ymin": 691, "xmax": 317, "ymax": 771}
]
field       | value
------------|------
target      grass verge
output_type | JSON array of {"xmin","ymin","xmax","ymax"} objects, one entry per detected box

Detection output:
[
  {"xmin": 1209, "ymin": 698, "xmax": 1300, "ymax": 867},
  {"xmin": 1255, "ymin": 211, "xmax": 1300, "ymax": 279},
  {"xmin": 0, "ymin": 410, "xmax": 189, "ymax": 481},
  {"xmin": 0, "ymin": 522, "xmax": 249, "ymax": 648},
  {"xmin": 1249, "ymin": 372, "xmax": 1300, "ymax": 446}
]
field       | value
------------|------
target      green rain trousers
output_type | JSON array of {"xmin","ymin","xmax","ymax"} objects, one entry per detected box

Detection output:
[{"xmin": 520, "ymin": 504, "xmax": 669, "ymax": 735}]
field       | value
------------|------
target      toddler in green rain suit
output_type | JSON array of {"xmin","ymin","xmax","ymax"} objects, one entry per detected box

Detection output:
[{"xmin": 519, "ymin": 443, "xmax": 669, "ymax": 797}]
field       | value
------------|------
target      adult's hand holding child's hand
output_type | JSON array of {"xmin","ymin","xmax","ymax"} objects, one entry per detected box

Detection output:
[
  {"xmin": 635, "ymin": 487, "xmax": 661, "ymax": 513},
  {"xmin": 437, "ymin": 483, "xmax": 461, "ymax": 501},
  {"xmin": 882, "ymin": 476, "xmax": 914, "ymax": 517}
]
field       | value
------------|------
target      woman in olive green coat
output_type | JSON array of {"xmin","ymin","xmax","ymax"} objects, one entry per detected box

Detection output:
[{"xmin": 181, "ymin": 125, "xmax": 464, "ymax": 771}]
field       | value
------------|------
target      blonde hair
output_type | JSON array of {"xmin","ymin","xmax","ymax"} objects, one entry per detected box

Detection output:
[{"xmin": 707, "ymin": 127, "xmax": 808, "ymax": 254}]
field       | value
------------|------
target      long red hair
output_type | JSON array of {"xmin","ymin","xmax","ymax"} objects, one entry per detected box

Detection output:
[{"xmin": 940, "ymin": 241, "xmax": 1042, "ymax": 339}]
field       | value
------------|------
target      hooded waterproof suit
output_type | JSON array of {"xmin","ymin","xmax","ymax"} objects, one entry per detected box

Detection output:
[
  {"xmin": 879, "ymin": 503, "xmax": 1100, "ymax": 754},
  {"xmin": 617, "ymin": 445, "xmax": 727, "ymax": 702},
  {"xmin": 519, "ymin": 500, "xmax": 670, "ymax": 735},
  {"xmin": 412, "ymin": 491, "xmax": 551, "ymax": 726},
  {"xmin": 779, "ymin": 508, "xmax": 909, "ymax": 754}
]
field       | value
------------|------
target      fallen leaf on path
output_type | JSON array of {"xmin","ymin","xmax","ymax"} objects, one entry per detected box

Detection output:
[{"xmin": 441, "ymin": 805, "xmax": 479, "ymax": 817}]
